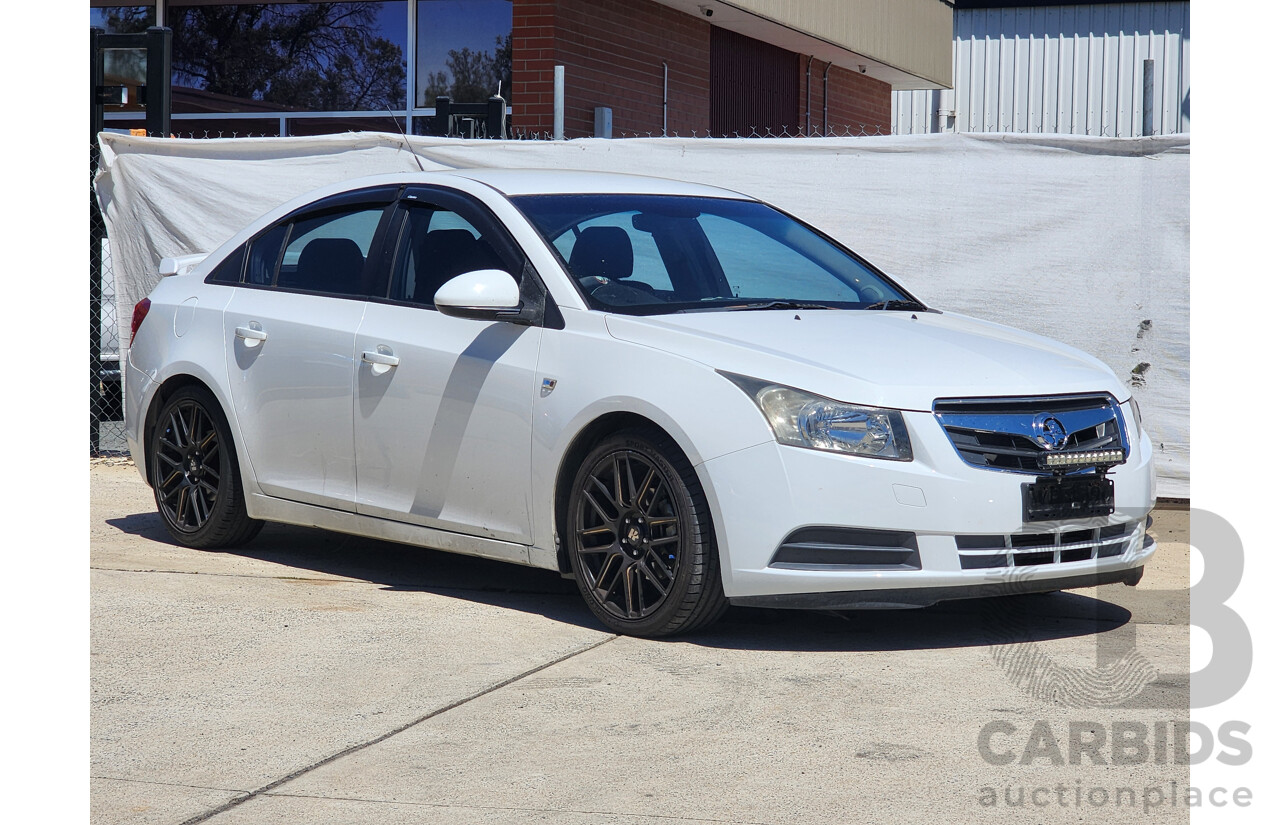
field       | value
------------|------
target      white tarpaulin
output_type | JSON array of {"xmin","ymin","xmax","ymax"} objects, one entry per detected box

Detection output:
[{"xmin": 95, "ymin": 131, "xmax": 1189, "ymax": 497}]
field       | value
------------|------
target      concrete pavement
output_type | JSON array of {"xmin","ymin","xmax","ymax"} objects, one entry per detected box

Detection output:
[{"xmin": 91, "ymin": 460, "xmax": 1190, "ymax": 824}]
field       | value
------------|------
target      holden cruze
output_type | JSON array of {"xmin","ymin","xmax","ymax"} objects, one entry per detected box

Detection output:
[{"xmin": 124, "ymin": 170, "xmax": 1157, "ymax": 636}]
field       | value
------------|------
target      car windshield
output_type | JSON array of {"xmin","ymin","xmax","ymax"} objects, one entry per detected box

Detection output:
[{"xmin": 512, "ymin": 194, "xmax": 919, "ymax": 315}]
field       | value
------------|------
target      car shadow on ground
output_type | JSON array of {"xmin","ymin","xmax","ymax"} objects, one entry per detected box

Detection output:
[{"xmin": 106, "ymin": 512, "xmax": 1136, "ymax": 653}]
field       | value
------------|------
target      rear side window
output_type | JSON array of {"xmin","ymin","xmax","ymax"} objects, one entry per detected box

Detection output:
[
  {"xmin": 206, "ymin": 246, "xmax": 245, "ymax": 284},
  {"xmin": 277, "ymin": 207, "xmax": 384, "ymax": 297}
]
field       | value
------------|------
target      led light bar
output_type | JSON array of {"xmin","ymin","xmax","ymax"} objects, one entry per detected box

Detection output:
[{"xmin": 1039, "ymin": 449, "xmax": 1125, "ymax": 469}]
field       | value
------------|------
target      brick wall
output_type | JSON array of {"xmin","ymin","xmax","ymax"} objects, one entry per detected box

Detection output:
[
  {"xmin": 795, "ymin": 56, "xmax": 893, "ymax": 136},
  {"xmin": 512, "ymin": 0, "xmax": 709, "ymax": 138},
  {"xmin": 512, "ymin": 0, "xmax": 891, "ymax": 139}
]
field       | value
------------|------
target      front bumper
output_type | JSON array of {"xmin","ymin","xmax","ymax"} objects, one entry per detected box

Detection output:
[
  {"xmin": 732, "ymin": 565, "xmax": 1145, "ymax": 610},
  {"xmin": 697, "ymin": 407, "xmax": 1158, "ymax": 601}
]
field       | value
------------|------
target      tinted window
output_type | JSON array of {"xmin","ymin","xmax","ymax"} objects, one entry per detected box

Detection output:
[
  {"xmin": 698, "ymin": 214, "xmax": 859, "ymax": 302},
  {"xmin": 552, "ymin": 212, "xmax": 673, "ymax": 292},
  {"xmin": 389, "ymin": 206, "xmax": 513, "ymax": 305},
  {"xmin": 515, "ymin": 195, "xmax": 911, "ymax": 315},
  {"xmin": 207, "ymin": 246, "xmax": 246, "ymax": 284},
  {"xmin": 246, "ymin": 224, "xmax": 288, "ymax": 286},
  {"xmin": 278, "ymin": 207, "xmax": 384, "ymax": 296}
]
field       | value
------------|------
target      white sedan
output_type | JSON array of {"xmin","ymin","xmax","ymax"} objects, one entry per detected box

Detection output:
[{"xmin": 124, "ymin": 170, "xmax": 1157, "ymax": 636}]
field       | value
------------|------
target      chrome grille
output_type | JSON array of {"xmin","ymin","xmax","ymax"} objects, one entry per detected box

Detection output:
[
  {"xmin": 933, "ymin": 393, "xmax": 1128, "ymax": 474},
  {"xmin": 956, "ymin": 521, "xmax": 1143, "ymax": 570}
]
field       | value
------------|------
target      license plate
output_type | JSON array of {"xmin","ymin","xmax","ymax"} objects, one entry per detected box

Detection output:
[{"xmin": 1022, "ymin": 475, "xmax": 1114, "ymax": 522}]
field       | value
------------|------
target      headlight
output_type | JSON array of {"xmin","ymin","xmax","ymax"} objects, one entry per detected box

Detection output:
[{"xmin": 719, "ymin": 372, "xmax": 912, "ymax": 461}]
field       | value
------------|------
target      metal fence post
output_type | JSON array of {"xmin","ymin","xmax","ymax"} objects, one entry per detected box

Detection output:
[
  {"xmin": 1142, "ymin": 59, "xmax": 1155, "ymax": 137},
  {"xmin": 553, "ymin": 66, "xmax": 565, "ymax": 140},
  {"xmin": 487, "ymin": 95, "xmax": 507, "ymax": 139},
  {"xmin": 145, "ymin": 27, "xmax": 172, "ymax": 137}
]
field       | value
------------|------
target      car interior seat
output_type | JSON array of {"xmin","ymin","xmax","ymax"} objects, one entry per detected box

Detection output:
[
  {"xmin": 413, "ymin": 229, "xmax": 506, "ymax": 304},
  {"xmin": 289, "ymin": 237, "xmax": 365, "ymax": 295},
  {"xmin": 568, "ymin": 226, "xmax": 635, "ymax": 283}
]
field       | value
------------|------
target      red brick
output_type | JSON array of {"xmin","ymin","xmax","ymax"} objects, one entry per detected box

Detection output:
[{"xmin": 511, "ymin": 0, "xmax": 890, "ymax": 137}]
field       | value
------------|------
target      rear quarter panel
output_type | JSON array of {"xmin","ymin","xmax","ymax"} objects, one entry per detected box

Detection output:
[{"xmin": 125, "ymin": 275, "xmax": 239, "ymax": 487}]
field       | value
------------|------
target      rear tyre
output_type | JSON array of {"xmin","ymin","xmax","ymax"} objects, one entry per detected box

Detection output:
[
  {"xmin": 150, "ymin": 385, "xmax": 262, "ymax": 549},
  {"xmin": 567, "ymin": 428, "xmax": 728, "ymax": 637}
]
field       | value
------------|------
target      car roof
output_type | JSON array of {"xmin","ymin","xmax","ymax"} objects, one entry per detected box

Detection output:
[{"xmin": 440, "ymin": 168, "xmax": 754, "ymax": 199}]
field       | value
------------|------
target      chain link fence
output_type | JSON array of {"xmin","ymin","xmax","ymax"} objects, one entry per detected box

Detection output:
[{"xmin": 91, "ymin": 141, "xmax": 125, "ymax": 457}]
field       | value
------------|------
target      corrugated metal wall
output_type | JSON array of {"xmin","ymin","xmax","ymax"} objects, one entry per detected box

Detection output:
[{"xmin": 893, "ymin": 2, "xmax": 1190, "ymax": 136}]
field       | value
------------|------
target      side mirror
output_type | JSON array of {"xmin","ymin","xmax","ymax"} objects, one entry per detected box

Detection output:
[{"xmin": 434, "ymin": 269, "xmax": 521, "ymax": 321}]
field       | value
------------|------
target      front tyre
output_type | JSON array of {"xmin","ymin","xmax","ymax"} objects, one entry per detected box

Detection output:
[
  {"xmin": 568, "ymin": 428, "xmax": 728, "ymax": 637},
  {"xmin": 150, "ymin": 385, "xmax": 262, "ymax": 549}
]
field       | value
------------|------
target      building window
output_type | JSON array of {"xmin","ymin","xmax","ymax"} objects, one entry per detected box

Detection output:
[
  {"xmin": 416, "ymin": 0, "xmax": 512, "ymax": 106},
  {"xmin": 167, "ymin": 2, "xmax": 408, "ymax": 114},
  {"xmin": 91, "ymin": 1, "xmax": 513, "ymax": 137},
  {"xmin": 90, "ymin": 6, "xmax": 155, "ymax": 34}
]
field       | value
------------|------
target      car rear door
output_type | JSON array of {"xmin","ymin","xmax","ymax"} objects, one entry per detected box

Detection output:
[
  {"xmin": 222, "ymin": 187, "xmax": 398, "ymax": 511},
  {"xmin": 352, "ymin": 187, "xmax": 543, "ymax": 545}
]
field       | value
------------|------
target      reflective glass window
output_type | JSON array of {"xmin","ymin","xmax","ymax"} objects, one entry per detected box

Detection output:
[
  {"xmin": 90, "ymin": 6, "xmax": 155, "ymax": 34},
  {"xmin": 168, "ymin": 2, "xmax": 408, "ymax": 113},
  {"xmin": 416, "ymin": 0, "xmax": 512, "ymax": 106}
]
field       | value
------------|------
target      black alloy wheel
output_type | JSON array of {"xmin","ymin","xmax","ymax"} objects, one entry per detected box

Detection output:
[
  {"xmin": 568, "ymin": 429, "xmax": 727, "ymax": 637},
  {"xmin": 150, "ymin": 385, "xmax": 262, "ymax": 549}
]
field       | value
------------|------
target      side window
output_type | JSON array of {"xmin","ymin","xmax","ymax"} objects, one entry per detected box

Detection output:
[
  {"xmin": 697, "ymin": 214, "xmax": 862, "ymax": 302},
  {"xmin": 554, "ymin": 212, "xmax": 673, "ymax": 292},
  {"xmin": 245, "ymin": 224, "xmax": 288, "ymax": 286},
  {"xmin": 389, "ymin": 207, "xmax": 514, "ymax": 306},
  {"xmin": 206, "ymin": 245, "xmax": 246, "ymax": 284},
  {"xmin": 277, "ymin": 206, "xmax": 384, "ymax": 297}
]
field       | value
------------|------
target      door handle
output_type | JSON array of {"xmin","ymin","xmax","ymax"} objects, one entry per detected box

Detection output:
[
  {"xmin": 362, "ymin": 348, "xmax": 400, "ymax": 375},
  {"xmin": 235, "ymin": 324, "xmax": 267, "ymax": 348}
]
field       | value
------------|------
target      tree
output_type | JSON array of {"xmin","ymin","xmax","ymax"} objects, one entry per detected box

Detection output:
[{"xmin": 168, "ymin": 3, "xmax": 406, "ymax": 112}]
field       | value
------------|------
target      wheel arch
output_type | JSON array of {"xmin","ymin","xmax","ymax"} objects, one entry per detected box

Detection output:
[
  {"xmin": 141, "ymin": 372, "xmax": 241, "ymax": 488},
  {"xmin": 552, "ymin": 411, "xmax": 707, "ymax": 576}
]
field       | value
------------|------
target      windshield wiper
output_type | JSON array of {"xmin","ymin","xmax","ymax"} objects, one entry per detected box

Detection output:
[
  {"xmin": 864, "ymin": 299, "xmax": 928, "ymax": 311},
  {"xmin": 722, "ymin": 301, "xmax": 837, "ymax": 312}
]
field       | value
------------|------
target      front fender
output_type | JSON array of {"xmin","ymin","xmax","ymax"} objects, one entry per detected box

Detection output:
[{"xmin": 529, "ymin": 313, "xmax": 774, "ymax": 566}]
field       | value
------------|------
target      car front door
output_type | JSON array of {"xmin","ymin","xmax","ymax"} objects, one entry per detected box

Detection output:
[
  {"xmin": 223, "ymin": 188, "xmax": 397, "ymax": 510},
  {"xmin": 352, "ymin": 188, "xmax": 543, "ymax": 545}
]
